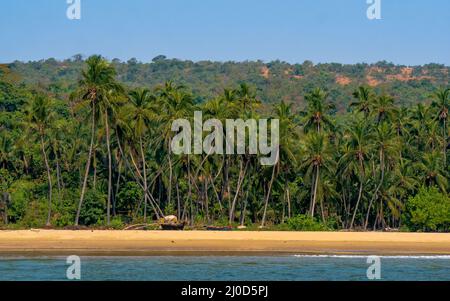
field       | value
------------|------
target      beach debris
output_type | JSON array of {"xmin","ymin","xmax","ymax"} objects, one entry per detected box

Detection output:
[
  {"xmin": 206, "ymin": 225, "xmax": 233, "ymax": 231},
  {"xmin": 123, "ymin": 223, "xmax": 158, "ymax": 230},
  {"xmin": 158, "ymin": 215, "xmax": 186, "ymax": 230}
]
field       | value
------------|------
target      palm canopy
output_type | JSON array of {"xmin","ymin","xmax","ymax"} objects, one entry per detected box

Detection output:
[
  {"xmin": 350, "ymin": 86, "xmax": 374, "ymax": 116},
  {"xmin": 431, "ymin": 88, "xmax": 450, "ymax": 122},
  {"xmin": 72, "ymin": 55, "xmax": 124, "ymax": 116},
  {"xmin": 372, "ymin": 95, "xmax": 397, "ymax": 124},
  {"xmin": 127, "ymin": 88, "xmax": 157, "ymax": 138},
  {"xmin": 301, "ymin": 88, "xmax": 335, "ymax": 133},
  {"xmin": 25, "ymin": 94, "xmax": 54, "ymax": 133}
]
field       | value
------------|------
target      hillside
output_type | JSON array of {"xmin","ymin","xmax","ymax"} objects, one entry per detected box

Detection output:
[{"xmin": 1, "ymin": 56, "xmax": 449, "ymax": 111}]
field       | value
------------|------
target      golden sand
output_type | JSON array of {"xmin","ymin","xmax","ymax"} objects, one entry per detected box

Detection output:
[{"xmin": 1, "ymin": 230, "xmax": 450, "ymax": 255}]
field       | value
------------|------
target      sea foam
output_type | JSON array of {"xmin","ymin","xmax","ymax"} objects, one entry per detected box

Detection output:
[{"xmin": 293, "ymin": 255, "xmax": 450, "ymax": 259}]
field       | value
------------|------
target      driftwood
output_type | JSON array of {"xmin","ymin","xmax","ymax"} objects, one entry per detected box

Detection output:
[{"xmin": 123, "ymin": 223, "xmax": 158, "ymax": 230}]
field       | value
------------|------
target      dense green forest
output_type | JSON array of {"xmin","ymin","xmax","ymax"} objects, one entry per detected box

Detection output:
[{"xmin": 0, "ymin": 55, "xmax": 449, "ymax": 231}]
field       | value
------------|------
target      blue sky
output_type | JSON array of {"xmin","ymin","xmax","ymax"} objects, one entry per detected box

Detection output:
[{"xmin": 0, "ymin": 0, "xmax": 449, "ymax": 65}]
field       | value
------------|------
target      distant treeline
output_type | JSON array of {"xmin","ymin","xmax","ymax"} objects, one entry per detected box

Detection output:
[{"xmin": 2, "ymin": 55, "xmax": 449, "ymax": 111}]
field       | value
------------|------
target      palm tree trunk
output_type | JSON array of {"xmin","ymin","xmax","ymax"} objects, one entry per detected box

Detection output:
[
  {"xmin": 350, "ymin": 180, "xmax": 363, "ymax": 229},
  {"xmin": 209, "ymin": 174, "xmax": 223, "ymax": 213},
  {"xmin": 285, "ymin": 175, "xmax": 291, "ymax": 219},
  {"xmin": 204, "ymin": 176, "xmax": 210, "ymax": 223},
  {"xmin": 443, "ymin": 119, "xmax": 447, "ymax": 167},
  {"xmin": 229, "ymin": 159, "xmax": 247, "ymax": 223},
  {"xmin": 240, "ymin": 176, "xmax": 252, "ymax": 227},
  {"xmin": 261, "ymin": 162, "xmax": 277, "ymax": 227},
  {"xmin": 104, "ymin": 111, "xmax": 112, "ymax": 225},
  {"xmin": 140, "ymin": 135, "xmax": 149, "ymax": 222},
  {"xmin": 168, "ymin": 153, "xmax": 173, "ymax": 207},
  {"xmin": 113, "ymin": 158, "xmax": 121, "ymax": 216},
  {"xmin": 116, "ymin": 129, "xmax": 161, "ymax": 219},
  {"xmin": 310, "ymin": 165, "xmax": 320, "ymax": 218},
  {"xmin": 55, "ymin": 152, "xmax": 62, "ymax": 206},
  {"xmin": 188, "ymin": 155, "xmax": 193, "ymax": 224},
  {"xmin": 176, "ymin": 181, "xmax": 181, "ymax": 220},
  {"xmin": 365, "ymin": 151, "xmax": 384, "ymax": 230},
  {"xmin": 40, "ymin": 134, "xmax": 52, "ymax": 226},
  {"xmin": 75, "ymin": 102, "xmax": 95, "ymax": 226}
]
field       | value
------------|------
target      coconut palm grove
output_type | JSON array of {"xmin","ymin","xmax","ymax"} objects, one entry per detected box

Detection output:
[{"xmin": 0, "ymin": 55, "xmax": 449, "ymax": 232}]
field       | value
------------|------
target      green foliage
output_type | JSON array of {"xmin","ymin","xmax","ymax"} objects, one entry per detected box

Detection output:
[
  {"xmin": 116, "ymin": 182, "xmax": 142, "ymax": 214},
  {"xmin": 109, "ymin": 217, "xmax": 124, "ymax": 229},
  {"xmin": 79, "ymin": 190, "xmax": 105, "ymax": 226},
  {"xmin": 286, "ymin": 215, "xmax": 330, "ymax": 231},
  {"xmin": 7, "ymin": 180, "xmax": 36, "ymax": 224},
  {"xmin": 403, "ymin": 187, "xmax": 450, "ymax": 232}
]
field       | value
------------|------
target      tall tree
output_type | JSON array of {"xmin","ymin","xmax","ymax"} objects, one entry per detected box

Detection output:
[
  {"xmin": 27, "ymin": 95, "xmax": 54, "ymax": 226},
  {"xmin": 431, "ymin": 88, "xmax": 450, "ymax": 167},
  {"xmin": 73, "ymin": 55, "xmax": 122, "ymax": 226}
]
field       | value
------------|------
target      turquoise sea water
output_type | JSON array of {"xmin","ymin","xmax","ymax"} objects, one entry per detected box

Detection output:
[{"xmin": 1, "ymin": 255, "xmax": 450, "ymax": 281}]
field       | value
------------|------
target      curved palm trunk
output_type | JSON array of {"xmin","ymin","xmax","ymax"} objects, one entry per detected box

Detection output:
[
  {"xmin": 364, "ymin": 150, "xmax": 384, "ymax": 230},
  {"xmin": 261, "ymin": 157, "xmax": 278, "ymax": 227},
  {"xmin": 229, "ymin": 159, "xmax": 247, "ymax": 224},
  {"xmin": 104, "ymin": 111, "xmax": 112, "ymax": 225},
  {"xmin": 40, "ymin": 134, "xmax": 52, "ymax": 226},
  {"xmin": 261, "ymin": 165, "xmax": 277, "ymax": 227},
  {"xmin": 350, "ymin": 180, "xmax": 363, "ymax": 229},
  {"xmin": 116, "ymin": 131, "xmax": 161, "ymax": 219},
  {"xmin": 114, "ymin": 159, "xmax": 122, "ymax": 216},
  {"xmin": 350, "ymin": 160, "xmax": 364, "ymax": 229},
  {"xmin": 75, "ymin": 102, "xmax": 95, "ymax": 226},
  {"xmin": 310, "ymin": 165, "xmax": 320, "ymax": 218}
]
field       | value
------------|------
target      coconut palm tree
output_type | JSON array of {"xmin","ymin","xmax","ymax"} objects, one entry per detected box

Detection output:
[
  {"xmin": 351, "ymin": 86, "xmax": 374, "ymax": 117},
  {"xmin": 156, "ymin": 82, "xmax": 195, "ymax": 212},
  {"xmin": 128, "ymin": 88, "xmax": 157, "ymax": 221},
  {"xmin": 431, "ymin": 88, "xmax": 450, "ymax": 167},
  {"xmin": 372, "ymin": 95, "xmax": 397, "ymax": 125},
  {"xmin": 302, "ymin": 88, "xmax": 335, "ymax": 133},
  {"xmin": 415, "ymin": 151, "xmax": 447, "ymax": 193},
  {"xmin": 339, "ymin": 116, "xmax": 372, "ymax": 228},
  {"xmin": 73, "ymin": 55, "xmax": 123, "ymax": 226},
  {"xmin": 26, "ymin": 95, "xmax": 54, "ymax": 226},
  {"xmin": 300, "ymin": 132, "xmax": 334, "ymax": 218},
  {"xmin": 364, "ymin": 122, "xmax": 400, "ymax": 229}
]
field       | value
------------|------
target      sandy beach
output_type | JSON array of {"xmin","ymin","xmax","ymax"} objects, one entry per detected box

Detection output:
[{"xmin": 0, "ymin": 230, "xmax": 450, "ymax": 256}]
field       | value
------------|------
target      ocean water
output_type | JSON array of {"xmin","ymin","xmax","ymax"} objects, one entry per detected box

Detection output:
[{"xmin": 1, "ymin": 255, "xmax": 450, "ymax": 281}]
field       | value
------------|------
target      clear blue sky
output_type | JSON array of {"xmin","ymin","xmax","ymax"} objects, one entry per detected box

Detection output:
[{"xmin": 0, "ymin": 0, "xmax": 449, "ymax": 65}]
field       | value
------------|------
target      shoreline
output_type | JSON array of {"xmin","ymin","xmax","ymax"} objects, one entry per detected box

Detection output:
[{"xmin": 1, "ymin": 230, "xmax": 450, "ymax": 256}]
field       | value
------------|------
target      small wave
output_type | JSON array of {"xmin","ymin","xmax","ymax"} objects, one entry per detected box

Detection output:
[{"xmin": 292, "ymin": 255, "xmax": 450, "ymax": 259}]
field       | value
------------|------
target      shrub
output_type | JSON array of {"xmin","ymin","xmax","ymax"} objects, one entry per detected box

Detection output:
[
  {"xmin": 287, "ymin": 214, "xmax": 330, "ymax": 231},
  {"xmin": 403, "ymin": 187, "xmax": 450, "ymax": 232},
  {"xmin": 8, "ymin": 180, "xmax": 37, "ymax": 224},
  {"xmin": 79, "ymin": 190, "xmax": 105, "ymax": 226},
  {"xmin": 109, "ymin": 217, "xmax": 124, "ymax": 229},
  {"xmin": 116, "ymin": 182, "xmax": 142, "ymax": 214}
]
